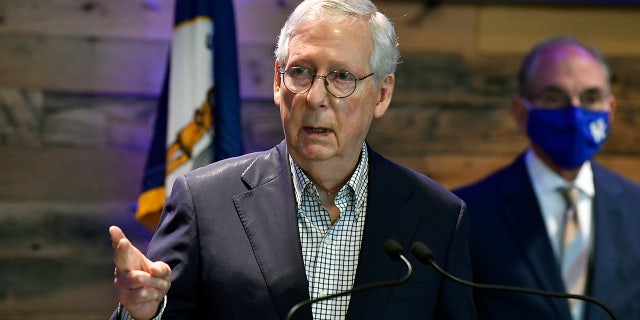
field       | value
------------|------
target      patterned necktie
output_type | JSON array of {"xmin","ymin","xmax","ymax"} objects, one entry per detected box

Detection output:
[{"xmin": 560, "ymin": 186, "xmax": 589, "ymax": 318}]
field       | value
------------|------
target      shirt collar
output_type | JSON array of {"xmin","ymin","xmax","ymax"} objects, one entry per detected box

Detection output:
[
  {"xmin": 525, "ymin": 149, "xmax": 595, "ymax": 197},
  {"xmin": 289, "ymin": 142, "xmax": 369, "ymax": 214}
]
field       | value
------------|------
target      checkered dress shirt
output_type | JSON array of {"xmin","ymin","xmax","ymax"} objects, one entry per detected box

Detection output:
[{"xmin": 290, "ymin": 143, "xmax": 369, "ymax": 319}]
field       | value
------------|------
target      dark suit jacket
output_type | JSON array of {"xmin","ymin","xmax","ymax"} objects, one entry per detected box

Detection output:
[
  {"xmin": 115, "ymin": 141, "xmax": 475, "ymax": 319},
  {"xmin": 454, "ymin": 153, "xmax": 640, "ymax": 320}
]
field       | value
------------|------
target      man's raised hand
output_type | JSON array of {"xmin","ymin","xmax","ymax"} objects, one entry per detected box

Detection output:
[{"xmin": 110, "ymin": 226, "xmax": 171, "ymax": 320}]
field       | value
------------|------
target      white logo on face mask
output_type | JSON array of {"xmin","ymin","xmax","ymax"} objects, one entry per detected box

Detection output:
[{"xmin": 590, "ymin": 118, "xmax": 608, "ymax": 143}]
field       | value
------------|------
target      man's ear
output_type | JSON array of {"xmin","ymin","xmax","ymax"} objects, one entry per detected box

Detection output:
[
  {"xmin": 373, "ymin": 74, "xmax": 395, "ymax": 118},
  {"xmin": 512, "ymin": 96, "xmax": 529, "ymax": 132},
  {"xmin": 273, "ymin": 60, "xmax": 282, "ymax": 107},
  {"xmin": 606, "ymin": 94, "xmax": 616, "ymax": 123}
]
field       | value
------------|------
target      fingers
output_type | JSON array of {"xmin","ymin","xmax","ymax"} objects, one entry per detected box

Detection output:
[
  {"xmin": 118, "ymin": 286, "xmax": 165, "ymax": 305},
  {"xmin": 149, "ymin": 261, "xmax": 172, "ymax": 280},
  {"xmin": 115, "ymin": 274, "xmax": 167, "ymax": 320},
  {"xmin": 114, "ymin": 269, "xmax": 169, "ymax": 292},
  {"xmin": 114, "ymin": 267, "xmax": 172, "ymax": 317}
]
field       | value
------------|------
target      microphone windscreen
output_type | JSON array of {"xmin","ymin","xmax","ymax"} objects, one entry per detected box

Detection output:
[
  {"xmin": 383, "ymin": 239, "xmax": 404, "ymax": 260},
  {"xmin": 411, "ymin": 241, "xmax": 434, "ymax": 264}
]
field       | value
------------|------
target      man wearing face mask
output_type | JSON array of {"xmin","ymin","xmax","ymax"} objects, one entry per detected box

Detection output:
[{"xmin": 453, "ymin": 36, "xmax": 640, "ymax": 320}]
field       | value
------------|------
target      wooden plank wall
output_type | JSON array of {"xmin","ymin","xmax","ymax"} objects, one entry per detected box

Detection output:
[{"xmin": 0, "ymin": 0, "xmax": 639, "ymax": 318}]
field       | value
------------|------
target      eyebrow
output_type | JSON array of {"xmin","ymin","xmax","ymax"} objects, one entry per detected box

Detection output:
[
  {"xmin": 536, "ymin": 85, "xmax": 565, "ymax": 96},
  {"xmin": 580, "ymin": 88, "xmax": 606, "ymax": 97},
  {"xmin": 536, "ymin": 85, "xmax": 606, "ymax": 97}
]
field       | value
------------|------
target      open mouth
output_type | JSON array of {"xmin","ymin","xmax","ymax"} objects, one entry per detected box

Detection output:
[{"xmin": 305, "ymin": 127, "xmax": 331, "ymax": 134}]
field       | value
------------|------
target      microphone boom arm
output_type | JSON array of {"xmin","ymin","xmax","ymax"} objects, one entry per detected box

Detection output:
[{"xmin": 411, "ymin": 241, "xmax": 618, "ymax": 320}]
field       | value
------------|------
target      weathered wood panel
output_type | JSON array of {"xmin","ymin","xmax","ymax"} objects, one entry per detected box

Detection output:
[
  {"xmin": 0, "ymin": 0, "xmax": 174, "ymax": 40},
  {"xmin": 390, "ymin": 154, "xmax": 640, "ymax": 189},
  {"xmin": 478, "ymin": 5, "xmax": 640, "ymax": 55},
  {"xmin": 0, "ymin": 34, "xmax": 280, "ymax": 97},
  {"xmin": 234, "ymin": 0, "xmax": 293, "ymax": 44},
  {"xmin": 0, "ymin": 89, "xmax": 155, "ymax": 201},
  {"xmin": 376, "ymin": 3, "xmax": 479, "ymax": 55},
  {"xmin": 0, "ymin": 202, "xmax": 152, "ymax": 319},
  {"xmin": 0, "ymin": 35, "xmax": 169, "ymax": 94},
  {"xmin": 238, "ymin": 43, "xmax": 279, "ymax": 100},
  {"xmin": 0, "ymin": 145, "xmax": 149, "ymax": 202},
  {"xmin": 0, "ymin": 0, "xmax": 174, "ymax": 94}
]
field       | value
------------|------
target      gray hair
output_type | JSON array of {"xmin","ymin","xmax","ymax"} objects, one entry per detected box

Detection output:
[
  {"xmin": 518, "ymin": 35, "xmax": 611, "ymax": 98},
  {"xmin": 274, "ymin": 0, "xmax": 400, "ymax": 83}
]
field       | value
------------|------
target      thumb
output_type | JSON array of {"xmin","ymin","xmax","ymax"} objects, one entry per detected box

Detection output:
[
  {"xmin": 109, "ymin": 225, "xmax": 126, "ymax": 248},
  {"xmin": 110, "ymin": 226, "xmax": 152, "ymax": 272}
]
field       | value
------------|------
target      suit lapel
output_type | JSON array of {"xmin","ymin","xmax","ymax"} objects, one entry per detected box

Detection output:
[
  {"xmin": 347, "ymin": 149, "xmax": 422, "ymax": 319},
  {"xmin": 233, "ymin": 141, "xmax": 311, "ymax": 320},
  {"xmin": 498, "ymin": 156, "xmax": 570, "ymax": 318},
  {"xmin": 584, "ymin": 164, "xmax": 623, "ymax": 319}
]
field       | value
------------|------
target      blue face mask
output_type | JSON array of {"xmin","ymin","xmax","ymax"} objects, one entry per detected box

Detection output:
[{"xmin": 527, "ymin": 106, "xmax": 610, "ymax": 169}]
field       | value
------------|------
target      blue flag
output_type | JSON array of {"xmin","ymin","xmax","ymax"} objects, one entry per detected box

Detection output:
[{"xmin": 136, "ymin": 0, "xmax": 244, "ymax": 231}]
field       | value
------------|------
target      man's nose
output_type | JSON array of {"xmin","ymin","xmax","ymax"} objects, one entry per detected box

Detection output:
[
  {"xmin": 307, "ymin": 76, "xmax": 330, "ymax": 96},
  {"xmin": 570, "ymin": 96, "xmax": 582, "ymax": 107}
]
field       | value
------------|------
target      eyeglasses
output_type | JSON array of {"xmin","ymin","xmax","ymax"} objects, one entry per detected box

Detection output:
[
  {"xmin": 528, "ymin": 87, "xmax": 610, "ymax": 111},
  {"xmin": 280, "ymin": 66, "xmax": 374, "ymax": 98}
]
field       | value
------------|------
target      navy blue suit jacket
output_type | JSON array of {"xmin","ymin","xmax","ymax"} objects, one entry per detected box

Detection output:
[
  {"xmin": 454, "ymin": 153, "xmax": 640, "ymax": 320},
  {"xmin": 118, "ymin": 141, "xmax": 476, "ymax": 319}
]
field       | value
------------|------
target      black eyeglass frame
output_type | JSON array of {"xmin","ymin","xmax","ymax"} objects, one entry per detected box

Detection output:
[{"xmin": 279, "ymin": 67, "xmax": 375, "ymax": 98}]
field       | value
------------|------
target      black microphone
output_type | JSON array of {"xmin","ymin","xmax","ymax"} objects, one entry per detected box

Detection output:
[
  {"xmin": 285, "ymin": 239, "xmax": 413, "ymax": 320},
  {"xmin": 410, "ymin": 241, "xmax": 618, "ymax": 320}
]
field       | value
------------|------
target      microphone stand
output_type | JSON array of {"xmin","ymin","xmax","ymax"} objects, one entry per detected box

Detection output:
[{"xmin": 411, "ymin": 241, "xmax": 618, "ymax": 320}]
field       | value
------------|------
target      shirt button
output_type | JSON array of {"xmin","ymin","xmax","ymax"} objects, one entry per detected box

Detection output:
[
  {"xmin": 319, "ymin": 291, "xmax": 328, "ymax": 298},
  {"xmin": 323, "ymin": 237, "xmax": 332, "ymax": 245}
]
